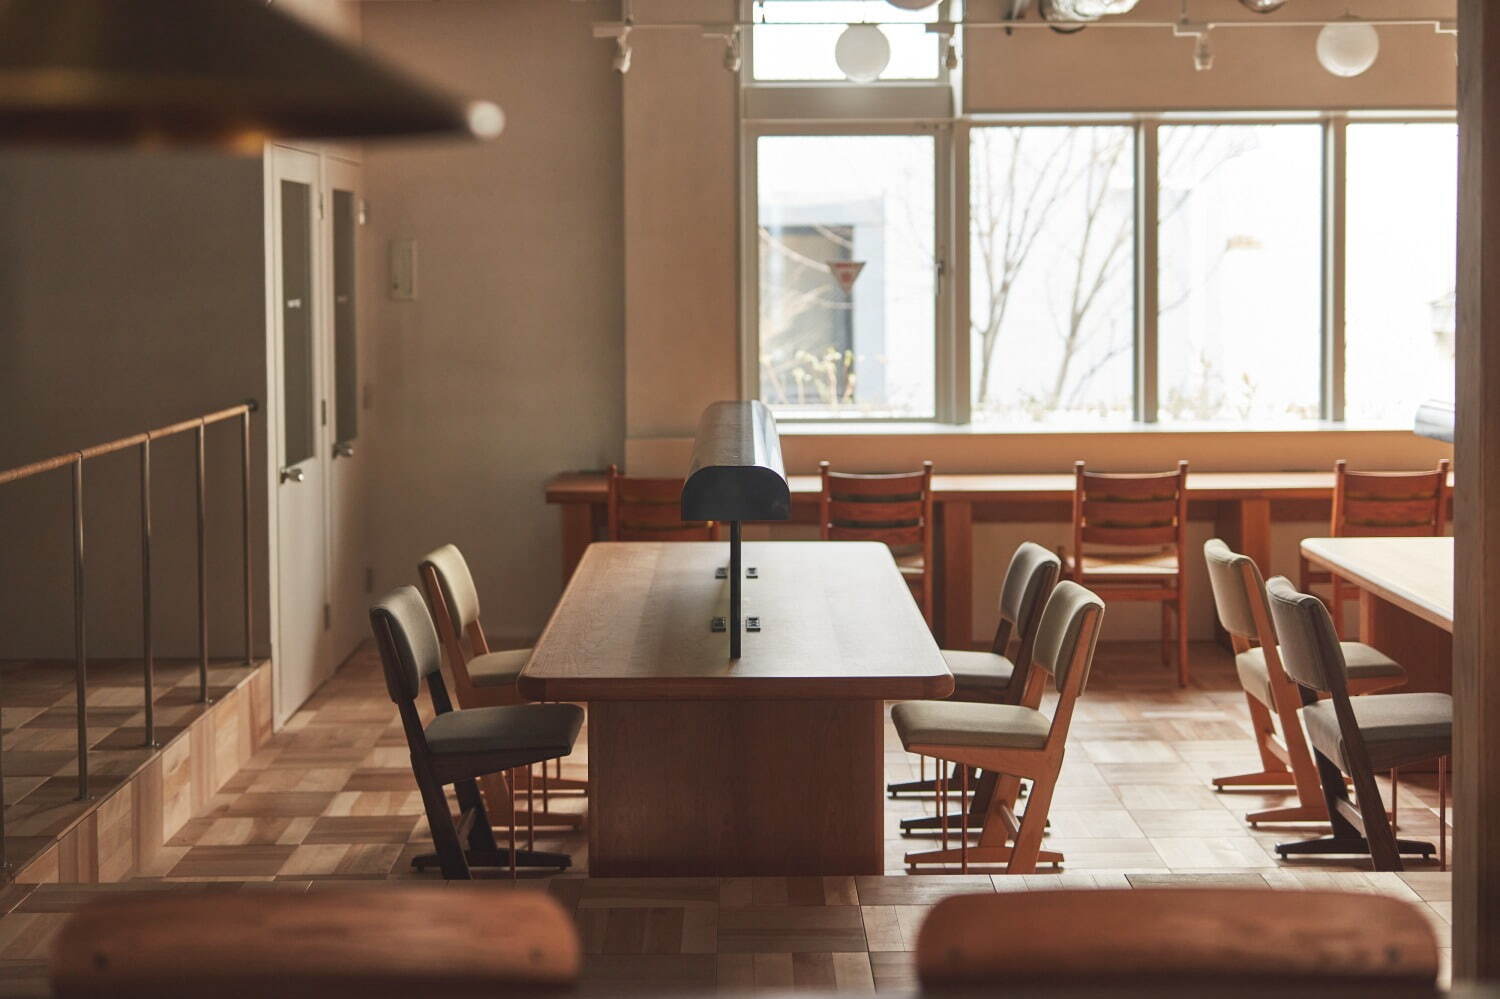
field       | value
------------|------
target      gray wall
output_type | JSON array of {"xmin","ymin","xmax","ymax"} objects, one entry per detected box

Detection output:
[
  {"xmin": 0, "ymin": 150, "xmax": 270, "ymax": 660},
  {"xmin": 360, "ymin": 0, "xmax": 625, "ymax": 642}
]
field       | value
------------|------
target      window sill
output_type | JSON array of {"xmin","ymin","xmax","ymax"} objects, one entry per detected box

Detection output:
[{"xmin": 775, "ymin": 420, "xmax": 1423, "ymax": 437}]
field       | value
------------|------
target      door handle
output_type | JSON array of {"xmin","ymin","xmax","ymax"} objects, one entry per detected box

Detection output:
[
  {"xmin": 280, "ymin": 466, "xmax": 306, "ymax": 484},
  {"xmin": 332, "ymin": 441, "xmax": 355, "ymax": 459}
]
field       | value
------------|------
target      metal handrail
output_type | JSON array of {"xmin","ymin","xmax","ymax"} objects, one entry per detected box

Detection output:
[{"xmin": 0, "ymin": 400, "xmax": 258, "ymax": 873}]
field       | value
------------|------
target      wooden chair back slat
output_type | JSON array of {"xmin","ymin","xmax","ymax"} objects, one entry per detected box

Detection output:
[
  {"xmin": 820, "ymin": 468, "xmax": 930, "ymax": 498},
  {"xmin": 826, "ymin": 498, "xmax": 925, "ymax": 526},
  {"xmin": 607, "ymin": 464, "xmax": 715, "ymax": 541},
  {"xmin": 1081, "ymin": 524, "xmax": 1179, "ymax": 547},
  {"xmin": 1342, "ymin": 497, "xmax": 1446, "ymax": 528},
  {"xmin": 1082, "ymin": 498, "xmax": 1178, "ymax": 525},
  {"xmin": 1076, "ymin": 468, "xmax": 1185, "ymax": 500},
  {"xmin": 915, "ymin": 889, "xmax": 1438, "ymax": 988},
  {"xmin": 827, "ymin": 523, "xmax": 925, "ymax": 547},
  {"xmin": 50, "ymin": 888, "xmax": 583, "ymax": 998}
]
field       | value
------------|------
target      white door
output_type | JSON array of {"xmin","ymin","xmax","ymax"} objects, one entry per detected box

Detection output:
[
  {"xmin": 271, "ymin": 146, "xmax": 331, "ymax": 723},
  {"xmin": 323, "ymin": 157, "xmax": 368, "ymax": 656}
]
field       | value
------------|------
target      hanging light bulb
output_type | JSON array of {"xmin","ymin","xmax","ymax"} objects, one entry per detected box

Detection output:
[
  {"xmin": 1316, "ymin": 18, "xmax": 1380, "ymax": 77},
  {"xmin": 1193, "ymin": 31, "xmax": 1213, "ymax": 71},
  {"xmin": 834, "ymin": 24, "xmax": 891, "ymax": 82},
  {"xmin": 886, "ymin": 0, "xmax": 941, "ymax": 8},
  {"xmin": 724, "ymin": 29, "xmax": 742, "ymax": 73},
  {"xmin": 1238, "ymin": 0, "xmax": 1288, "ymax": 10},
  {"xmin": 613, "ymin": 30, "xmax": 633, "ymax": 74}
]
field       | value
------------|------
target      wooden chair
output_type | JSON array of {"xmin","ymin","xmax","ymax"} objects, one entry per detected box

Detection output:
[
  {"xmin": 50, "ymin": 888, "xmax": 581, "ymax": 999},
  {"xmin": 818, "ymin": 460, "xmax": 935, "ymax": 625},
  {"xmin": 370, "ymin": 586, "xmax": 582, "ymax": 877},
  {"xmin": 1062, "ymin": 459, "xmax": 1190, "ymax": 686},
  {"xmin": 1264, "ymin": 576, "xmax": 1449, "ymax": 871},
  {"xmin": 892, "ymin": 580, "xmax": 1105, "ymax": 873},
  {"xmin": 1300, "ymin": 458, "xmax": 1451, "ymax": 637},
  {"xmin": 607, "ymin": 463, "xmax": 715, "ymax": 540},
  {"xmin": 915, "ymin": 889, "xmax": 1439, "ymax": 989},
  {"xmin": 1203, "ymin": 539, "xmax": 1406, "ymax": 827},
  {"xmin": 419, "ymin": 544, "xmax": 584, "ymax": 836},
  {"xmin": 890, "ymin": 542, "xmax": 1061, "ymax": 835}
]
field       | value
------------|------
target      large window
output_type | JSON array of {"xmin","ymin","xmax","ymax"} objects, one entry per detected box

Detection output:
[
  {"xmin": 756, "ymin": 133, "xmax": 937, "ymax": 419},
  {"xmin": 1344, "ymin": 122, "xmax": 1458, "ymax": 425},
  {"xmin": 969, "ymin": 125, "xmax": 1135, "ymax": 425},
  {"xmin": 743, "ymin": 111, "xmax": 1458, "ymax": 427},
  {"xmin": 1157, "ymin": 124, "xmax": 1324, "ymax": 425}
]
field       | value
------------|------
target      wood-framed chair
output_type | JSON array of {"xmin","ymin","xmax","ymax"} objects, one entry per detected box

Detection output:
[
  {"xmin": 892, "ymin": 580, "xmax": 1105, "ymax": 874},
  {"xmin": 1264, "ymin": 576, "xmax": 1449, "ymax": 871},
  {"xmin": 1203, "ymin": 539, "xmax": 1406, "ymax": 826},
  {"xmin": 818, "ymin": 460, "xmax": 935, "ymax": 626},
  {"xmin": 607, "ymin": 463, "xmax": 715, "ymax": 540},
  {"xmin": 419, "ymin": 544, "xmax": 583, "ymax": 837},
  {"xmin": 370, "ymin": 586, "xmax": 582, "ymax": 878},
  {"xmin": 1300, "ymin": 458, "xmax": 1451, "ymax": 637},
  {"xmin": 50, "ymin": 888, "xmax": 582, "ymax": 999},
  {"xmin": 890, "ymin": 542, "xmax": 1061, "ymax": 835},
  {"xmin": 1062, "ymin": 459, "xmax": 1190, "ymax": 686},
  {"xmin": 914, "ymin": 889, "xmax": 1439, "ymax": 990}
]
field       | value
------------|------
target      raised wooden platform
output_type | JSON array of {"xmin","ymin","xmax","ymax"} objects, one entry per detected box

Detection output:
[{"xmin": 4, "ymin": 659, "xmax": 271, "ymax": 884}]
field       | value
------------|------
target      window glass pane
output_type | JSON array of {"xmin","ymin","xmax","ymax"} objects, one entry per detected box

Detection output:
[
  {"xmin": 753, "ymin": 1, "xmax": 939, "ymax": 81},
  {"xmin": 280, "ymin": 179, "xmax": 315, "ymax": 466},
  {"xmin": 333, "ymin": 189, "xmax": 358, "ymax": 443},
  {"xmin": 757, "ymin": 134, "xmax": 935, "ymax": 419},
  {"xmin": 1345, "ymin": 122, "xmax": 1457, "ymax": 425},
  {"xmin": 1158, "ymin": 124, "xmax": 1322, "ymax": 425},
  {"xmin": 969, "ymin": 126, "xmax": 1135, "ymax": 425}
]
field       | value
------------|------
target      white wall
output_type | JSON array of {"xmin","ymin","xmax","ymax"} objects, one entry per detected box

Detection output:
[{"xmin": 359, "ymin": 0, "xmax": 625, "ymax": 642}]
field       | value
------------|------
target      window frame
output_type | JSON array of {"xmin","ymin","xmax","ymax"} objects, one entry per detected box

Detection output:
[{"xmin": 741, "ymin": 101, "xmax": 1457, "ymax": 428}]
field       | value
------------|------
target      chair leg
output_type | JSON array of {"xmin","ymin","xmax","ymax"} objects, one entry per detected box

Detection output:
[
  {"xmin": 1332, "ymin": 577, "xmax": 1346, "ymax": 639},
  {"xmin": 1006, "ymin": 764, "xmax": 1060, "ymax": 875},
  {"xmin": 1390, "ymin": 767, "xmax": 1399, "ymax": 831},
  {"xmin": 414, "ymin": 771, "xmax": 471, "ymax": 880},
  {"xmin": 1438, "ymin": 756, "xmax": 1448, "ymax": 872},
  {"xmin": 453, "ymin": 777, "xmax": 500, "ymax": 854},
  {"xmin": 1176, "ymin": 593, "xmax": 1190, "ymax": 687},
  {"xmin": 1352, "ymin": 763, "xmax": 1403, "ymax": 872},
  {"xmin": 1159, "ymin": 602, "xmax": 1171, "ymax": 669}
]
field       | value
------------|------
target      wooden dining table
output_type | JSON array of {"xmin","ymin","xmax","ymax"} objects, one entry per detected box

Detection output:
[
  {"xmin": 547, "ymin": 469, "xmax": 1388, "ymax": 648},
  {"xmin": 1299, "ymin": 536, "xmax": 1453, "ymax": 693},
  {"xmin": 519, "ymin": 539, "xmax": 952, "ymax": 877}
]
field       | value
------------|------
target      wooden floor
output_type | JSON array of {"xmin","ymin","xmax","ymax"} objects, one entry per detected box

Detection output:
[
  {"xmin": 1, "ymin": 658, "xmax": 258, "ymax": 874},
  {"xmin": 0, "ymin": 640, "xmax": 1457, "ymax": 994},
  {"xmin": 13, "ymin": 638, "xmax": 1445, "ymax": 881}
]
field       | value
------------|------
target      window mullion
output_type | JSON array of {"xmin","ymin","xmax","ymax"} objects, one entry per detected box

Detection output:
[
  {"xmin": 1136, "ymin": 117, "xmax": 1160, "ymax": 424},
  {"xmin": 1323, "ymin": 114, "xmax": 1348, "ymax": 423}
]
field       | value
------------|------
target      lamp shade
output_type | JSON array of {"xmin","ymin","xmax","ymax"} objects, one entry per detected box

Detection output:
[
  {"xmin": 834, "ymin": 24, "xmax": 891, "ymax": 83},
  {"xmin": 0, "ymin": 0, "xmax": 502, "ymax": 147},
  {"xmin": 1316, "ymin": 19, "xmax": 1381, "ymax": 78}
]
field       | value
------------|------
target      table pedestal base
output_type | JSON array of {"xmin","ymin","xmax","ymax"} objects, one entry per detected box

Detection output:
[{"xmin": 587, "ymin": 699, "xmax": 884, "ymax": 876}]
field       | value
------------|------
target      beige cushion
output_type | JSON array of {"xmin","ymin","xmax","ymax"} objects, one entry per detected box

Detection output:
[
  {"xmin": 1065, "ymin": 550, "xmax": 1178, "ymax": 578},
  {"xmin": 1300, "ymin": 692, "xmax": 1452, "ymax": 773},
  {"xmin": 944, "ymin": 649, "xmax": 1015, "ymax": 699},
  {"xmin": 467, "ymin": 648, "xmax": 531, "ymax": 688},
  {"xmin": 892, "ymin": 701, "xmax": 1050, "ymax": 752},
  {"xmin": 1235, "ymin": 643, "xmax": 1405, "ymax": 708},
  {"xmin": 894, "ymin": 550, "xmax": 926, "ymax": 578},
  {"xmin": 424, "ymin": 703, "xmax": 583, "ymax": 762}
]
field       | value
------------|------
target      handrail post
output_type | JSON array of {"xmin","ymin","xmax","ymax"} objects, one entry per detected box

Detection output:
[
  {"xmin": 72, "ymin": 455, "xmax": 89, "ymax": 800},
  {"xmin": 196, "ymin": 422, "xmax": 209, "ymax": 703},
  {"xmin": 140, "ymin": 439, "xmax": 156, "ymax": 747},
  {"xmin": 241, "ymin": 410, "xmax": 252, "ymax": 666}
]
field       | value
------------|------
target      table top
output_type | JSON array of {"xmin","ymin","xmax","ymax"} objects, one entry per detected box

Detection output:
[
  {"xmin": 1299, "ymin": 537, "xmax": 1454, "ymax": 632},
  {"xmin": 546, "ymin": 469, "xmax": 1403, "ymax": 504},
  {"xmin": 519, "ymin": 541, "xmax": 953, "ymax": 702}
]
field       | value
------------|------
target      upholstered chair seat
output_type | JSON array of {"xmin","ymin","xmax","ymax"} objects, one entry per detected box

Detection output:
[
  {"xmin": 467, "ymin": 648, "xmax": 531, "ymax": 687},
  {"xmin": 424, "ymin": 702, "xmax": 583, "ymax": 761},
  {"xmin": 1300, "ymin": 692, "xmax": 1453, "ymax": 773},
  {"xmin": 893, "ymin": 701, "xmax": 1050, "ymax": 751},
  {"xmin": 943, "ymin": 649, "xmax": 1015, "ymax": 697},
  {"xmin": 1234, "ymin": 642, "xmax": 1404, "ymax": 709}
]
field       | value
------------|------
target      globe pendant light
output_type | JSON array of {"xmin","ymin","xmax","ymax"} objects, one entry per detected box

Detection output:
[
  {"xmin": 1316, "ymin": 18, "xmax": 1381, "ymax": 78},
  {"xmin": 885, "ymin": 0, "xmax": 940, "ymax": 10},
  {"xmin": 835, "ymin": 24, "xmax": 892, "ymax": 83},
  {"xmin": 1238, "ymin": 0, "xmax": 1289, "ymax": 11},
  {"xmin": 0, "ymin": 0, "xmax": 502, "ymax": 148}
]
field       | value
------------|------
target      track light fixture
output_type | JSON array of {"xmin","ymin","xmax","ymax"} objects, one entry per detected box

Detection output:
[
  {"xmin": 1193, "ymin": 30, "xmax": 1213, "ymax": 70},
  {"xmin": 613, "ymin": 32, "xmax": 633, "ymax": 74},
  {"xmin": 724, "ymin": 28, "xmax": 743, "ymax": 73}
]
